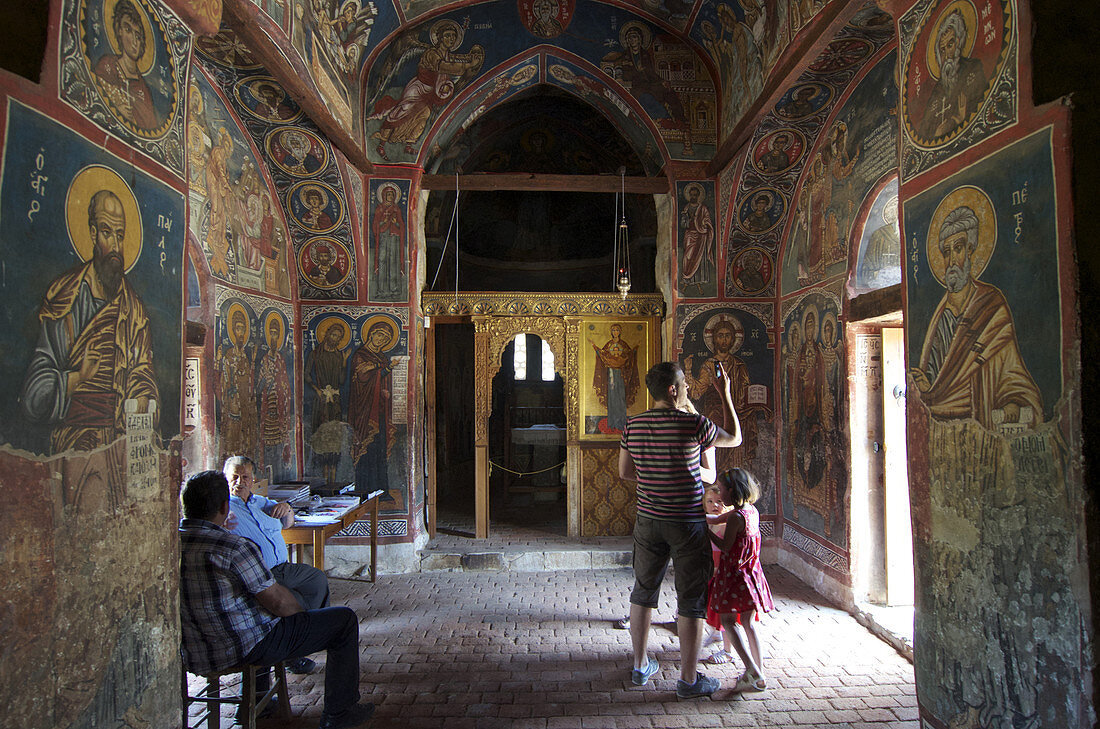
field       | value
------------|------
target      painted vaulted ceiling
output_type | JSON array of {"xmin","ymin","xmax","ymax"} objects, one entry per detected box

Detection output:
[{"xmin": 231, "ymin": 0, "xmax": 846, "ymax": 171}]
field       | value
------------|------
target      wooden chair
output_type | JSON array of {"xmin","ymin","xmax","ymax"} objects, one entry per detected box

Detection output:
[{"xmin": 182, "ymin": 660, "xmax": 291, "ymax": 729}]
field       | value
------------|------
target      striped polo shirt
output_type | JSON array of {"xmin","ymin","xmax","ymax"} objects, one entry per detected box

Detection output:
[{"xmin": 620, "ymin": 408, "xmax": 718, "ymax": 522}]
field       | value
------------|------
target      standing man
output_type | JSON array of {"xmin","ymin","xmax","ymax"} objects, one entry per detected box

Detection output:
[
  {"xmin": 180, "ymin": 470, "xmax": 374, "ymax": 729},
  {"xmin": 224, "ymin": 456, "xmax": 330, "ymax": 674},
  {"xmin": 619, "ymin": 361, "xmax": 742, "ymax": 698}
]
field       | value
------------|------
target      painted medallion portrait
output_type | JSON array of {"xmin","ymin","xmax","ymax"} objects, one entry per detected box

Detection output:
[
  {"xmin": 266, "ymin": 128, "xmax": 329, "ymax": 177},
  {"xmin": 518, "ymin": 0, "xmax": 575, "ymax": 39},
  {"xmin": 234, "ymin": 76, "xmax": 304, "ymax": 124},
  {"xmin": 775, "ymin": 82, "xmax": 833, "ymax": 121},
  {"xmin": 77, "ymin": 0, "xmax": 181, "ymax": 138},
  {"xmin": 751, "ymin": 129, "xmax": 805, "ymax": 176},
  {"xmin": 738, "ymin": 188, "xmax": 784, "ymax": 234},
  {"xmin": 288, "ymin": 181, "xmax": 344, "ymax": 234},
  {"xmin": 729, "ymin": 246, "xmax": 773, "ymax": 295},
  {"xmin": 902, "ymin": 0, "xmax": 1014, "ymax": 148},
  {"xmin": 298, "ymin": 237, "xmax": 352, "ymax": 290}
]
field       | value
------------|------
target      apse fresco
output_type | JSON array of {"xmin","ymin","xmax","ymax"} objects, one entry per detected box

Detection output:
[
  {"xmin": 187, "ymin": 69, "xmax": 293, "ymax": 297},
  {"xmin": 194, "ymin": 42, "xmax": 360, "ymax": 300},
  {"xmin": 780, "ymin": 289, "xmax": 846, "ymax": 545},
  {"xmin": 782, "ymin": 50, "xmax": 899, "ymax": 293},
  {"xmin": 852, "ymin": 177, "xmax": 901, "ymax": 291},
  {"xmin": 904, "ymin": 127, "xmax": 1082, "ymax": 729},
  {"xmin": 677, "ymin": 181, "xmax": 718, "ymax": 298},
  {"xmin": 0, "ymin": 100, "xmax": 183, "ymax": 455},
  {"xmin": 59, "ymin": 0, "xmax": 192, "ymax": 175},
  {"xmin": 677, "ymin": 304, "xmax": 776, "ymax": 515},
  {"xmin": 302, "ymin": 307, "xmax": 411, "ymax": 516},
  {"xmin": 213, "ymin": 288, "xmax": 298, "ymax": 481},
  {"xmin": 363, "ymin": 4, "xmax": 716, "ymax": 164},
  {"xmin": 899, "ymin": 0, "xmax": 1017, "ymax": 180},
  {"xmin": 368, "ymin": 179, "xmax": 411, "ymax": 303}
]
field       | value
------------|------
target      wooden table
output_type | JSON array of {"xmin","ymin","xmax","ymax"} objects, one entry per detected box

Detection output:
[{"xmin": 282, "ymin": 493, "xmax": 380, "ymax": 581}]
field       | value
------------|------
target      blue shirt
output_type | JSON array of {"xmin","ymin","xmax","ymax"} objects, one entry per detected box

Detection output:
[
  {"xmin": 228, "ymin": 493, "xmax": 289, "ymax": 569},
  {"xmin": 179, "ymin": 518, "xmax": 278, "ymax": 674}
]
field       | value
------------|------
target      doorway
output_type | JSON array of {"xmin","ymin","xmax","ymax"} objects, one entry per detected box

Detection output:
[
  {"xmin": 429, "ymin": 324, "xmax": 567, "ymax": 537},
  {"xmin": 849, "ymin": 321, "xmax": 914, "ymax": 642},
  {"xmin": 431, "ymin": 319, "xmax": 476, "ymax": 535},
  {"xmin": 489, "ymin": 334, "xmax": 567, "ymax": 535}
]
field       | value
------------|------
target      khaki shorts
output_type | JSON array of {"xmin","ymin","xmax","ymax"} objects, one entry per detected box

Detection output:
[{"xmin": 630, "ymin": 515, "xmax": 713, "ymax": 619}]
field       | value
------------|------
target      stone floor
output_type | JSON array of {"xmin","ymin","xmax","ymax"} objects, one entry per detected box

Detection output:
[{"xmin": 187, "ymin": 564, "xmax": 917, "ymax": 728}]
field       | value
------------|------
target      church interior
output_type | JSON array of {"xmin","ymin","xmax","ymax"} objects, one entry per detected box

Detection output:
[{"xmin": 0, "ymin": 0, "xmax": 1096, "ymax": 726}]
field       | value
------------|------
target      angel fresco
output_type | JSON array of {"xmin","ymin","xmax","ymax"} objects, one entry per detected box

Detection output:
[{"xmin": 367, "ymin": 19, "xmax": 484, "ymax": 161}]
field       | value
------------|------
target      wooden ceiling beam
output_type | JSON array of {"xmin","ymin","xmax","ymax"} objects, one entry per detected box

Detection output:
[
  {"xmin": 420, "ymin": 173, "xmax": 669, "ymax": 194},
  {"xmin": 220, "ymin": 0, "xmax": 373, "ymax": 174}
]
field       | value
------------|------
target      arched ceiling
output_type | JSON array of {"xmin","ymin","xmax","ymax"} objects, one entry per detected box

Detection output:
[
  {"xmin": 425, "ymin": 86, "xmax": 649, "ymax": 175},
  {"xmin": 228, "ymin": 0, "xmax": 845, "ymax": 171}
]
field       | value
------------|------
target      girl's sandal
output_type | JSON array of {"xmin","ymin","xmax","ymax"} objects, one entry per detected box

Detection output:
[
  {"xmin": 704, "ymin": 649, "xmax": 735, "ymax": 665},
  {"xmin": 732, "ymin": 670, "xmax": 767, "ymax": 693}
]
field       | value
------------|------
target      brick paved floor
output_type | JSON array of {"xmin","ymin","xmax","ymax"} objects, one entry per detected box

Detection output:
[{"xmin": 191, "ymin": 566, "xmax": 916, "ymax": 729}]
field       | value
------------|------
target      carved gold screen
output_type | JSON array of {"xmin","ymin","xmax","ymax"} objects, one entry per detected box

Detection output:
[{"xmin": 423, "ymin": 292, "xmax": 663, "ymax": 537}]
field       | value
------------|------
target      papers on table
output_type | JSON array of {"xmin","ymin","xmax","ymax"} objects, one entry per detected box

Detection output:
[{"xmin": 292, "ymin": 496, "xmax": 361, "ymax": 525}]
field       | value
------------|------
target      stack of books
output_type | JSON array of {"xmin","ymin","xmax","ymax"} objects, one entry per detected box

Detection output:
[{"xmin": 268, "ymin": 482, "xmax": 311, "ymax": 504}]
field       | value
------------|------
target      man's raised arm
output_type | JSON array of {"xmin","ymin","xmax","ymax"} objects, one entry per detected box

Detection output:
[{"xmin": 712, "ymin": 362, "xmax": 742, "ymax": 448}]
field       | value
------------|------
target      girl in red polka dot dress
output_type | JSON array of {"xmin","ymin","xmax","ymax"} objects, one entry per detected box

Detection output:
[{"xmin": 705, "ymin": 468, "xmax": 774, "ymax": 693}]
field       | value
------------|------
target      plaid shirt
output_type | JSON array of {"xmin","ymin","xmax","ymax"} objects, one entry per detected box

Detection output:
[{"xmin": 180, "ymin": 518, "xmax": 278, "ymax": 674}]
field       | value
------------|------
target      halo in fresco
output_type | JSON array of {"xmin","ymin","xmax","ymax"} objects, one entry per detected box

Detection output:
[
  {"xmin": 751, "ymin": 128, "xmax": 805, "ymax": 176},
  {"xmin": 264, "ymin": 310, "xmax": 286, "ymax": 349},
  {"xmin": 738, "ymin": 187, "xmax": 784, "ymax": 234},
  {"xmin": 375, "ymin": 181, "xmax": 404, "ymax": 205},
  {"xmin": 360, "ymin": 315, "xmax": 401, "ymax": 351},
  {"xmin": 65, "ymin": 164, "xmax": 143, "ymax": 272},
  {"xmin": 729, "ymin": 246, "xmax": 772, "ymax": 295},
  {"xmin": 266, "ymin": 127, "xmax": 329, "ymax": 177},
  {"xmin": 225, "ymin": 301, "xmax": 252, "ymax": 346},
  {"xmin": 702, "ymin": 312, "xmax": 744, "ymax": 355},
  {"xmin": 234, "ymin": 76, "xmax": 303, "ymax": 124},
  {"xmin": 288, "ymin": 181, "xmax": 344, "ymax": 234},
  {"xmin": 925, "ymin": 185, "xmax": 997, "ymax": 286},
  {"xmin": 74, "ymin": 0, "xmax": 183, "ymax": 140},
  {"xmin": 103, "ymin": 0, "xmax": 156, "ymax": 73},
  {"xmin": 315, "ymin": 315, "xmax": 352, "ymax": 350},
  {"xmin": 775, "ymin": 82, "xmax": 833, "ymax": 121},
  {"xmin": 901, "ymin": 0, "xmax": 1014, "ymax": 149},
  {"xmin": 298, "ymin": 236, "xmax": 352, "ymax": 290}
]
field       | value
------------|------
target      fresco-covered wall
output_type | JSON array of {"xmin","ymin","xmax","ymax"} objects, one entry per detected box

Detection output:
[
  {"xmin": 0, "ymin": 0, "xmax": 190, "ymax": 725},
  {"xmin": 302, "ymin": 306, "xmax": 413, "ymax": 540},
  {"xmin": 895, "ymin": 0, "xmax": 1090, "ymax": 724}
]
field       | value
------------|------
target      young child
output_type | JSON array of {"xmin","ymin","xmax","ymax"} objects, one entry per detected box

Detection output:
[
  {"xmin": 702, "ymin": 485, "xmax": 737, "ymax": 665},
  {"xmin": 705, "ymin": 468, "xmax": 774, "ymax": 692}
]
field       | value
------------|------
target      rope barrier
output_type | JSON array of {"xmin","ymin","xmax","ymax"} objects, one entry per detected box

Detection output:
[{"xmin": 488, "ymin": 459, "xmax": 566, "ymax": 477}]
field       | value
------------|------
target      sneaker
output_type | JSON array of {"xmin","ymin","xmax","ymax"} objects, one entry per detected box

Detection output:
[
  {"xmin": 613, "ymin": 617, "xmax": 630, "ymax": 630},
  {"xmin": 287, "ymin": 657, "xmax": 317, "ymax": 674},
  {"xmin": 630, "ymin": 658, "xmax": 659, "ymax": 686},
  {"xmin": 676, "ymin": 672, "xmax": 720, "ymax": 699},
  {"xmin": 318, "ymin": 702, "xmax": 375, "ymax": 729}
]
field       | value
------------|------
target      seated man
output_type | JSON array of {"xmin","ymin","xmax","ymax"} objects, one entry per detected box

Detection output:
[
  {"xmin": 179, "ymin": 470, "xmax": 374, "ymax": 729},
  {"xmin": 224, "ymin": 456, "xmax": 329, "ymax": 674}
]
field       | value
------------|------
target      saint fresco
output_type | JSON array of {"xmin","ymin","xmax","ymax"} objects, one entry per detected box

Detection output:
[{"xmin": 0, "ymin": 101, "xmax": 182, "ymax": 455}]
